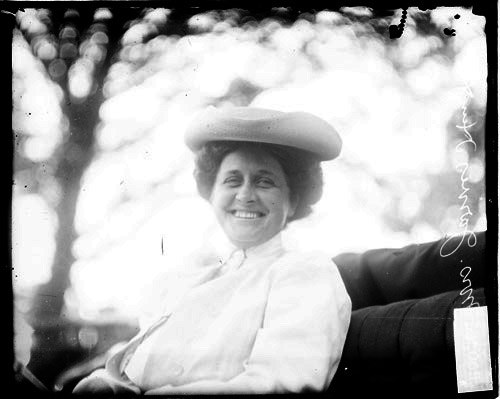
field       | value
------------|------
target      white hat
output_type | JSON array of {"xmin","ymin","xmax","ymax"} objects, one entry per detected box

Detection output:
[{"xmin": 184, "ymin": 106, "xmax": 342, "ymax": 161}]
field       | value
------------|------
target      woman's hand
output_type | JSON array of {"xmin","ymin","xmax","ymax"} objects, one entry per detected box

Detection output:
[
  {"xmin": 73, "ymin": 372, "xmax": 140, "ymax": 395},
  {"xmin": 73, "ymin": 375, "xmax": 115, "ymax": 395}
]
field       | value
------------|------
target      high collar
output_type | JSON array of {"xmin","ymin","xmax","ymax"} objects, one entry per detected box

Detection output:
[{"xmin": 217, "ymin": 233, "xmax": 284, "ymax": 267}]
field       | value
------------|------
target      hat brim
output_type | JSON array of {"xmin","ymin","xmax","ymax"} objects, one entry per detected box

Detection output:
[{"xmin": 184, "ymin": 107, "xmax": 342, "ymax": 161}]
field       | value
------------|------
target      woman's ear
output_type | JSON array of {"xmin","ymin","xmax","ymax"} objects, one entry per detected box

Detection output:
[{"xmin": 287, "ymin": 196, "xmax": 298, "ymax": 220}]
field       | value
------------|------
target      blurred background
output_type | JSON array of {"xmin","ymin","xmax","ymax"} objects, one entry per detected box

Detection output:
[{"xmin": 12, "ymin": 6, "xmax": 487, "ymax": 391}]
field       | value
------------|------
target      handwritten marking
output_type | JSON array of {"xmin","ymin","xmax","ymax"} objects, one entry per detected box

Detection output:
[
  {"xmin": 440, "ymin": 84, "xmax": 478, "ymax": 257},
  {"xmin": 455, "ymin": 86, "xmax": 477, "ymax": 152},
  {"xmin": 459, "ymin": 266, "xmax": 480, "ymax": 307},
  {"xmin": 161, "ymin": 236, "xmax": 164, "ymax": 255},
  {"xmin": 440, "ymin": 84, "xmax": 479, "ymax": 308}
]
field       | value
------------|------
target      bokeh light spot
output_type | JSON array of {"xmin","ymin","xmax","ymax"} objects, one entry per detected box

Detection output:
[{"xmin": 48, "ymin": 59, "xmax": 67, "ymax": 79}]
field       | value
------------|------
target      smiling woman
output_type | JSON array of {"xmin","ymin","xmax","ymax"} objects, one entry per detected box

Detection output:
[
  {"xmin": 73, "ymin": 106, "xmax": 351, "ymax": 394},
  {"xmin": 194, "ymin": 141, "xmax": 323, "ymax": 248},
  {"xmin": 209, "ymin": 146, "xmax": 296, "ymax": 249}
]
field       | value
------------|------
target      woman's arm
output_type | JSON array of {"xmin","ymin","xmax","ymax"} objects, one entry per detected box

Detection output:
[
  {"xmin": 146, "ymin": 256, "xmax": 352, "ymax": 395},
  {"xmin": 73, "ymin": 269, "xmax": 190, "ymax": 395}
]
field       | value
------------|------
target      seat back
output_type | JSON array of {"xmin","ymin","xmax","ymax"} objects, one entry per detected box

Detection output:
[{"xmin": 333, "ymin": 231, "xmax": 485, "ymax": 310}]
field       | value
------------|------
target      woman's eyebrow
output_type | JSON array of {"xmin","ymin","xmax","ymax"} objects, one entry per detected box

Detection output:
[
  {"xmin": 257, "ymin": 170, "xmax": 278, "ymax": 178},
  {"xmin": 223, "ymin": 170, "xmax": 241, "ymax": 176},
  {"xmin": 222, "ymin": 169, "xmax": 278, "ymax": 178}
]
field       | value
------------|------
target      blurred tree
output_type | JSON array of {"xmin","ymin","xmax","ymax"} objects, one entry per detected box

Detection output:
[
  {"xmin": 14, "ymin": 6, "xmax": 259, "ymax": 387},
  {"xmin": 16, "ymin": 6, "xmax": 145, "ymax": 386}
]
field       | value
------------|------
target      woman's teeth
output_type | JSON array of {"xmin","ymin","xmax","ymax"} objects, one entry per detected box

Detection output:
[{"xmin": 232, "ymin": 210, "xmax": 263, "ymax": 219}]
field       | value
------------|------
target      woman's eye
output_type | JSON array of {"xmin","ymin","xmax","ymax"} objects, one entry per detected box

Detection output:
[
  {"xmin": 223, "ymin": 177, "xmax": 241, "ymax": 186},
  {"xmin": 256, "ymin": 178, "xmax": 275, "ymax": 188}
]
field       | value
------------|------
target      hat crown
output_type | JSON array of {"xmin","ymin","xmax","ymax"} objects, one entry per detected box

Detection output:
[{"xmin": 213, "ymin": 107, "xmax": 284, "ymax": 120}]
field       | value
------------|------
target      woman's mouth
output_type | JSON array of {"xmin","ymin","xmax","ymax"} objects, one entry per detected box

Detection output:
[{"xmin": 230, "ymin": 210, "xmax": 265, "ymax": 219}]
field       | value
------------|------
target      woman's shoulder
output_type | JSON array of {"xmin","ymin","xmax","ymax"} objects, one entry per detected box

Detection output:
[
  {"xmin": 270, "ymin": 248, "xmax": 352, "ymax": 309},
  {"xmin": 273, "ymin": 248, "xmax": 341, "ymax": 279},
  {"xmin": 279, "ymin": 246, "xmax": 334, "ymax": 265}
]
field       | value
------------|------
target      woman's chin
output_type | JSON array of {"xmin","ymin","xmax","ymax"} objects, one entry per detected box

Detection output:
[
  {"xmin": 230, "ymin": 237, "xmax": 260, "ymax": 249},
  {"xmin": 228, "ymin": 229, "xmax": 283, "ymax": 249},
  {"xmin": 225, "ymin": 222, "xmax": 264, "ymax": 240},
  {"xmin": 228, "ymin": 232, "xmax": 266, "ymax": 249}
]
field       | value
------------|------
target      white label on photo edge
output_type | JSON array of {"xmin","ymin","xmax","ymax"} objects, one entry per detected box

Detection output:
[{"xmin": 454, "ymin": 306, "xmax": 493, "ymax": 393}]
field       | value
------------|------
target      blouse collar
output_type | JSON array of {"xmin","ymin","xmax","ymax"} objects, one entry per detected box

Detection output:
[{"xmin": 217, "ymin": 233, "xmax": 284, "ymax": 270}]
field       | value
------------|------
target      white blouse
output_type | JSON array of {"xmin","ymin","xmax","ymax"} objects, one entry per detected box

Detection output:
[{"xmin": 78, "ymin": 233, "xmax": 351, "ymax": 394}]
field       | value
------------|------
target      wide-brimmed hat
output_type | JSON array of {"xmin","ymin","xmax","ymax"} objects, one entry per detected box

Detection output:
[{"xmin": 184, "ymin": 106, "xmax": 342, "ymax": 161}]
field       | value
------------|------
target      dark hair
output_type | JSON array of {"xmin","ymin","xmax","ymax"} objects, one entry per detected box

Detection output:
[{"xmin": 193, "ymin": 141, "xmax": 323, "ymax": 222}]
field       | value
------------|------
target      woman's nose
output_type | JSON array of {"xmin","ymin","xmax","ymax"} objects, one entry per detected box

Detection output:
[{"xmin": 235, "ymin": 182, "xmax": 256, "ymax": 203}]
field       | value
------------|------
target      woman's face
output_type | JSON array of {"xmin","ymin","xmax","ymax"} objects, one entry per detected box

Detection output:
[{"xmin": 210, "ymin": 146, "xmax": 296, "ymax": 249}]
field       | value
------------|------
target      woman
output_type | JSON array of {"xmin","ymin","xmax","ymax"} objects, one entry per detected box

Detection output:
[{"xmin": 73, "ymin": 106, "xmax": 351, "ymax": 394}]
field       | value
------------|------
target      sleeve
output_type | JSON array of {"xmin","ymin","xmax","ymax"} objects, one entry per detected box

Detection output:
[
  {"xmin": 137, "ymin": 271, "xmax": 176, "ymax": 329},
  {"xmin": 146, "ymin": 254, "xmax": 352, "ymax": 395},
  {"xmin": 73, "ymin": 271, "xmax": 176, "ymax": 395}
]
